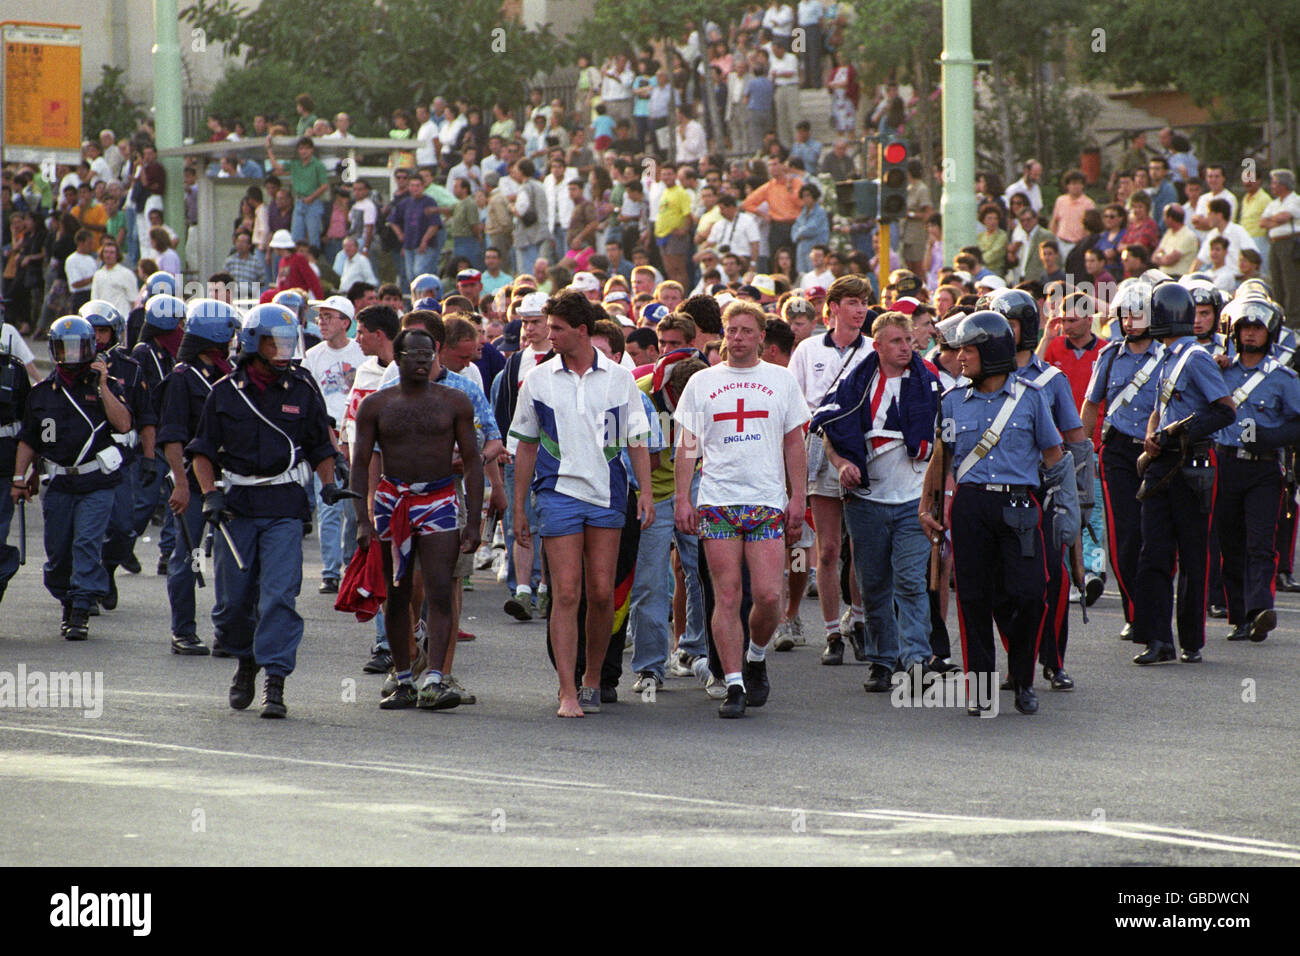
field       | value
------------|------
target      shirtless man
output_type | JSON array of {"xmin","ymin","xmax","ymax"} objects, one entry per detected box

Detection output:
[{"xmin": 352, "ymin": 325, "xmax": 483, "ymax": 710}]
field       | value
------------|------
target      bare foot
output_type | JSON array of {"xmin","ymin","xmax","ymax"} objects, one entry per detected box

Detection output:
[{"xmin": 557, "ymin": 696, "xmax": 584, "ymax": 718}]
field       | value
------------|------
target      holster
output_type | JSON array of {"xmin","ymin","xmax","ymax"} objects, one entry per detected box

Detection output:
[
  {"xmin": 1003, "ymin": 498, "xmax": 1038, "ymax": 558},
  {"xmin": 1181, "ymin": 450, "xmax": 1215, "ymax": 515}
]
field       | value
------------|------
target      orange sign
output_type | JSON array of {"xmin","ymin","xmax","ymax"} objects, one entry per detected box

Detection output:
[{"xmin": 2, "ymin": 22, "xmax": 81, "ymax": 164}]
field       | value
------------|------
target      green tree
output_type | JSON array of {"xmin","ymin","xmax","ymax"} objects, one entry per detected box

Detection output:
[
  {"xmin": 183, "ymin": 0, "xmax": 568, "ymax": 129},
  {"xmin": 82, "ymin": 65, "xmax": 145, "ymax": 139},
  {"xmin": 207, "ymin": 62, "xmax": 370, "ymax": 134}
]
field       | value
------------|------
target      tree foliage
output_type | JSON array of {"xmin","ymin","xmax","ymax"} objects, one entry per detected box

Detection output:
[
  {"xmin": 206, "ymin": 61, "xmax": 372, "ymax": 134},
  {"xmin": 571, "ymin": 0, "xmax": 752, "ymax": 58},
  {"xmin": 83, "ymin": 65, "xmax": 146, "ymax": 140},
  {"xmin": 183, "ymin": 0, "xmax": 568, "ymax": 127}
]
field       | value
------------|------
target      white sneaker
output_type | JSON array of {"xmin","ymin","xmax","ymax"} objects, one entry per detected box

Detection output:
[
  {"xmin": 806, "ymin": 567, "xmax": 818, "ymax": 597},
  {"xmin": 632, "ymin": 672, "xmax": 662, "ymax": 694},
  {"xmin": 667, "ymin": 649, "xmax": 694, "ymax": 678},
  {"xmin": 475, "ymin": 545, "xmax": 494, "ymax": 570},
  {"xmin": 493, "ymin": 551, "xmax": 508, "ymax": 583},
  {"xmin": 789, "ymin": 616, "xmax": 806, "ymax": 646},
  {"xmin": 692, "ymin": 656, "xmax": 727, "ymax": 698},
  {"xmin": 772, "ymin": 618, "xmax": 795, "ymax": 652},
  {"xmin": 491, "ymin": 525, "xmax": 505, "ymax": 548}
]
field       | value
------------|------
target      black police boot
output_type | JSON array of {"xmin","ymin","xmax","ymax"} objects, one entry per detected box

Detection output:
[
  {"xmin": 1043, "ymin": 665, "xmax": 1075, "ymax": 691},
  {"xmin": 1119, "ymin": 622, "xmax": 1136, "ymax": 641},
  {"xmin": 742, "ymin": 659, "xmax": 770, "ymax": 707},
  {"xmin": 1014, "ymin": 685, "xmax": 1039, "ymax": 715},
  {"xmin": 1207, "ymin": 604, "xmax": 1227, "ymax": 619},
  {"xmin": 1226, "ymin": 622, "xmax": 1252, "ymax": 641},
  {"xmin": 1133, "ymin": 643, "xmax": 1176, "ymax": 665},
  {"xmin": 1278, "ymin": 572, "xmax": 1300, "ymax": 593},
  {"xmin": 229, "ymin": 656, "xmax": 259, "ymax": 710},
  {"xmin": 120, "ymin": 548, "xmax": 142, "ymax": 575},
  {"xmin": 64, "ymin": 606, "xmax": 89, "ymax": 641},
  {"xmin": 1250, "ymin": 608, "xmax": 1277, "ymax": 642},
  {"xmin": 59, "ymin": 602, "xmax": 72, "ymax": 637},
  {"xmin": 261, "ymin": 674, "xmax": 287, "ymax": 719},
  {"xmin": 101, "ymin": 565, "xmax": 119, "ymax": 611},
  {"xmin": 171, "ymin": 634, "xmax": 211, "ymax": 656},
  {"xmin": 156, "ymin": 553, "xmax": 169, "ymax": 576}
]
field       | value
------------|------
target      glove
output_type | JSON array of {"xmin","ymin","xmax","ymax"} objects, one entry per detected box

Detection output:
[
  {"xmin": 319, "ymin": 481, "xmax": 360, "ymax": 506},
  {"xmin": 202, "ymin": 489, "xmax": 230, "ymax": 526},
  {"xmin": 1040, "ymin": 450, "xmax": 1081, "ymax": 553},
  {"xmin": 139, "ymin": 458, "xmax": 159, "ymax": 488},
  {"xmin": 333, "ymin": 451, "xmax": 350, "ymax": 488}
]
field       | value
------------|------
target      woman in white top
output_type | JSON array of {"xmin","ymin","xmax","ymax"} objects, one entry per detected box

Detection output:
[{"xmin": 89, "ymin": 238, "xmax": 139, "ymax": 317}]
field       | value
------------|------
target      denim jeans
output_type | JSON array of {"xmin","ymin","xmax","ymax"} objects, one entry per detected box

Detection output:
[
  {"xmin": 453, "ymin": 235, "xmax": 483, "ymax": 270},
  {"xmin": 212, "ymin": 515, "xmax": 304, "ymax": 676},
  {"xmin": 513, "ymin": 242, "xmax": 542, "ymax": 278},
  {"xmin": 628, "ymin": 494, "xmax": 707, "ymax": 678},
  {"xmin": 292, "ymin": 197, "xmax": 324, "ymax": 247},
  {"xmin": 314, "ymin": 473, "xmax": 345, "ymax": 582},
  {"xmin": 42, "ymin": 485, "xmax": 115, "ymax": 611},
  {"xmin": 844, "ymin": 494, "xmax": 932, "ymax": 668},
  {"xmin": 402, "ymin": 247, "xmax": 436, "ymax": 285}
]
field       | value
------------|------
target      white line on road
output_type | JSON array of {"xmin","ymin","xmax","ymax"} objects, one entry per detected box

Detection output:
[{"xmin": 5, "ymin": 723, "xmax": 1299, "ymax": 861}]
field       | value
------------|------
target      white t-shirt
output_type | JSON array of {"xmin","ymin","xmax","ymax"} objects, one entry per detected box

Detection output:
[
  {"xmin": 673, "ymin": 360, "xmax": 810, "ymax": 510},
  {"xmin": 0, "ymin": 323, "xmax": 34, "ymax": 366},
  {"xmin": 1193, "ymin": 189, "xmax": 1238, "ymax": 226},
  {"xmin": 1196, "ymin": 222, "xmax": 1252, "ymax": 269},
  {"xmin": 450, "ymin": 360, "xmax": 484, "ymax": 393},
  {"xmin": 799, "ymin": 268, "xmax": 834, "ymax": 291},
  {"xmin": 706, "ymin": 213, "xmax": 761, "ymax": 258},
  {"xmin": 1207, "ymin": 263, "xmax": 1238, "ymax": 293},
  {"xmin": 416, "ymin": 119, "xmax": 439, "ymax": 166},
  {"xmin": 340, "ymin": 355, "xmax": 389, "ymax": 446},
  {"xmin": 855, "ymin": 369, "xmax": 927, "ymax": 504},
  {"xmin": 1263, "ymin": 194, "xmax": 1300, "ymax": 240},
  {"xmin": 64, "ymin": 251, "xmax": 98, "ymax": 290},
  {"xmin": 302, "ymin": 338, "xmax": 366, "ymax": 428},
  {"xmin": 90, "ymin": 263, "xmax": 139, "ymax": 317},
  {"xmin": 789, "ymin": 330, "xmax": 873, "ymax": 411}
]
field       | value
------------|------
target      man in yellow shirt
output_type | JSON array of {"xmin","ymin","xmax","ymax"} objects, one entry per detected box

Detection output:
[
  {"xmin": 654, "ymin": 165, "xmax": 694, "ymax": 286},
  {"xmin": 72, "ymin": 183, "xmax": 109, "ymax": 251},
  {"xmin": 1238, "ymin": 170, "xmax": 1273, "ymax": 276}
]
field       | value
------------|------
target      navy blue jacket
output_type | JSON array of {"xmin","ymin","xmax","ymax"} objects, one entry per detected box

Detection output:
[
  {"xmin": 157, "ymin": 360, "xmax": 223, "ymax": 492},
  {"xmin": 811, "ymin": 350, "xmax": 940, "ymax": 487}
]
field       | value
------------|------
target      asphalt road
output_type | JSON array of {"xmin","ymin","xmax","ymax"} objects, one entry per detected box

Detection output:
[{"xmin": 2, "ymin": 504, "xmax": 1299, "ymax": 867}]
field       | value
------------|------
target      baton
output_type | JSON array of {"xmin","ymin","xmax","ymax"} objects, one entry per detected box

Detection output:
[
  {"xmin": 177, "ymin": 510, "xmax": 205, "ymax": 588},
  {"xmin": 17, "ymin": 498, "xmax": 25, "ymax": 566},
  {"xmin": 216, "ymin": 520, "xmax": 247, "ymax": 572}
]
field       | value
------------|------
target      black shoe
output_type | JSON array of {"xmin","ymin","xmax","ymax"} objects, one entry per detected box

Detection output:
[
  {"xmin": 1083, "ymin": 573, "xmax": 1104, "ymax": 607},
  {"xmin": 1014, "ymin": 685, "xmax": 1039, "ymax": 715},
  {"xmin": 362, "ymin": 649, "xmax": 393, "ymax": 674},
  {"xmin": 318, "ymin": 578, "xmax": 339, "ymax": 595},
  {"xmin": 63, "ymin": 606, "xmax": 89, "ymax": 641},
  {"xmin": 100, "ymin": 568, "xmax": 119, "ymax": 611},
  {"xmin": 862, "ymin": 662, "xmax": 893, "ymax": 693},
  {"xmin": 1120, "ymin": 622, "xmax": 1136, "ymax": 642},
  {"xmin": 171, "ymin": 634, "xmax": 210, "ymax": 656},
  {"xmin": 1180, "ymin": 649, "xmax": 1203, "ymax": 663},
  {"xmin": 120, "ymin": 552, "xmax": 142, "ymax": 575},
  {"xmin": 967, "ymin": 700, "xmax": 993, "ymax": 717},
  {"xmin": 211, "ymin": 643, "xmax": 233, "ymax": 659},
  {"xmin": 846, "ymin": 621, "xmax": 868, "ymax": 662},
  {"xmin": 600, "ymin": 684, "xmax": 618, "ymax": 704},
  {"xmin": 925, "ymin": 657, "xmax": 962, "ymax": 675},
  {"xmin": 379, "ymin": 683, "xmax": 418, "ymax": 709},
  {"xmin": 1278, "ymin": 572, "xmax": 1300, "ymax": 593},
  {"xmin": 261, "ymin": 674, "xmax": 287, "ymax": 718},
  {"xmin": 229, "ymin": 657, "xmax": 259, "ymax": 710},
  {"xmin": 743, "ymin": 659, "xmax": 770, "ymax": 707},
  {"xmin": 820, "ymin": 635, "xmax": 844, "ymax": 665},
  {"xmin": 88, "ymin": 603, "xmax": 100, "ymax": 616},
  {"xmin": 1133, "ymin": 644, "xmax": 1176, "ymax": 665},
  {"xmin": 1226, "ymin": 622, "xmax": 1252, "ymax": 642},
  {"xmin": 1208, "ymin": 605, "xmax": 1227, "ymax": 619},
  {"xmin": 156, "ymin": 554, "xmax": 170, "ymax": 576},
  {"xmin": 1043, "ymin": 665, "xmax": 1074, "ymax": 691},
  {"xmin": 999, "ymin": 675, "xmax": 1014, "ymax": 691},
  {"xmin": 1250, "ymin": 608, "xmax": 1276, "ymax": 643},
  {"xmin": 718, "ymin": 684, "xmax": 747, "ymax": 718}
]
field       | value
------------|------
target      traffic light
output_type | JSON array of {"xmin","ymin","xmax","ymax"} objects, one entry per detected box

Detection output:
[
  {"xmin": 878, "ymin": 138, "xmax": 908, "ymax": 223},
  {"xmin": 834, "ymin": 179, "xmax": 877, "ymax": 219}
]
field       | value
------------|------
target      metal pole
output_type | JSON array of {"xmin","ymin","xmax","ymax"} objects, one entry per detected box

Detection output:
[
  {"xmin": 877, "ymin": 221, "xmax": 891, "ymax": 295},
  {"xmin": 154, "ymin": 0, "xmax": 187, "ymax": 268},
  {"xmin": 940, "ymin": 0, "xmax": 976, "ymax": 255}
]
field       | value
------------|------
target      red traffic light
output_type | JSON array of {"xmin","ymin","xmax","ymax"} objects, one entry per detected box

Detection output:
[{"xmin": 883, "ymin": 142, "xmax": 908, "ymax": 165}]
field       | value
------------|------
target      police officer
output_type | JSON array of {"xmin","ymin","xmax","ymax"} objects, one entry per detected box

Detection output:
[
  {"xmin": 131, "ymin": 293, "xmax": 186, "ymax": 575},
  {"xmin": 0, "ymin": 332, "xmax": 32, "ymax": 606},
  {"xmin": 10, "ymin": 317, "xmax": 134, "ymax": 639},
  {"xmin": 1213, "ymin": 296, "xmax": 1300, "ymax": 642},
  {"xmin": 187, "ymin": 304, "xmax": 351, "ymax": 718},
  {"xmin": 1133, "ymin": 282, "xmax": 1236, "ymax": 665},
  {"xmin": 80, "ymin": 299, "xmax": 158, "ymax": 610},
  {"xmin": 156, "ymin": 298, "xmax": 242, "ymax": 655},
  {"xmin": 1081, "ymin": 279, "xmax": 1165, "ymax": 642},
  {"xmin": 128, "ymin": 271, "xmax": 183, "ymax": 349},
  {"xmin": 981, "ymin": 287, "xmax": 1090, "ymax": 691},
  {"xmin": 270, "ymin": 289, "xmax": 318, "ymax": 353},
  {"xmin": 920, "ymin": 311, "xmax": 1078, "ymax": 716},
  {"xmin": 411, "ymin": 273, "xmax": 443, "ymax": 307}
]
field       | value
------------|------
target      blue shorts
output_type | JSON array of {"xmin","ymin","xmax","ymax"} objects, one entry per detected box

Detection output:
[{"xmin": 537, "ymin": 489, "xmax": 626, "ymax": 538}]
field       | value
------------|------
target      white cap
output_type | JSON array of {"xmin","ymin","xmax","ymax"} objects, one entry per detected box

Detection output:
[
  {"xmin": 519, "ymin": 291, "xmax": 549, "ymax": 316},
  {"xmin": 571, "ymin": 271, "xmax": 600, "ymax": 293},
  {"xmin": 269, "ymin": 229, "xmax": 295, "ymax": 250},
  {"xmin": 715, "ymin": 292, "xmax": 736, "ymax": 309},
  {"xmin": 319, "ymin": 294, "xmax": 355, "ymax": 321},
  {"xmin": 974, "ymin": 274, "xmax": 1006, "ymax": 291},
  {"xmin": 616, "ymin": 314, "xmax": 635, "ymax": 328}
]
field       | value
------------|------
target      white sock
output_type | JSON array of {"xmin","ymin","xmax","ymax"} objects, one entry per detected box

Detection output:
[
  {"xmin": 824, "ymin": 618, "xmax": 840, "ymax": 636},
  {"xmin": 536, "ymin": 582, "xmax": 548, "ymax": 594},
  {"xmin": 724, "ymin": 671, "xmax": 744, "ymax": 689},
  {"xmin": 746, "ymin": 642, "xmax": 767, "ymax": 662},
  {"xmin": 421, "ymin": 669, "xmax": 444, "ymax": 688},
  {"xmin": 515, "ymin": 585, "xmax": 532, "ymax": 598},
  {"xmin": 850, "ymin": 605, "xmax": 864, "ymax": 624}
]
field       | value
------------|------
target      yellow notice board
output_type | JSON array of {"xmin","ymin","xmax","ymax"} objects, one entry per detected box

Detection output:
[{"xmin": 1, "ymin": 22, "xmax": 82, "ymax": 164}]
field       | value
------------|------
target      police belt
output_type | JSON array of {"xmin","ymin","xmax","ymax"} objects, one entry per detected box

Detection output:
[
  {"xmin": 44, "ymin": 459, "xmax": 108, "ymax": 477},
  {"xmin": 1215, "ymin": 442, "xmax": 1275, "ymax": 463},
  {"xmin": 221, "ymin": 461, "xmax": 311, "ymax": 487},
  {"xmin": 0, "ymin": 422, "xmax": 19, "ymax": 439},
  {"xmin": 111, "ymin": 428, "xmax": 139, "ymax": 448},
  {"xmin": 969, "ymin": 483, "xmax": 1035, "ymax": 495},
  {"xmin": 1102, "ymin": 428, "xmax": 1145, "ymax": 447}
]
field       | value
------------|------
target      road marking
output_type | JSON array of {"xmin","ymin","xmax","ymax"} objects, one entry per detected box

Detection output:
[{"xmin": 4, "ymin": 723, "xmax": 1300, "ymax": 861}]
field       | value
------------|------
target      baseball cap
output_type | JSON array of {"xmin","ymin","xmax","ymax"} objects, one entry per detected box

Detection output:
[
  {"xmin": 571, "ymin": 271, "xmax": 601, "ymax": 293},
  {"xmin": 615, "ymin": 314, "xmax": 636, "ymax": 328},
  {"xmin": 603, "ymin": 290, "xmax": 631, "ymax": 305},
  {"xmin": 803, "ymin": 285, "xmax": 827, "ymax": 300},
  {"xmin": 457, "ymin": 268, "xmax": 482, "ymax": 284},
  {"xmin": 501, "ymin": 318, "xmax": 522, "ymax": 351},
  {"xmin": 715, "ymin": 292, "xmax": 736, "ymax": 309},
  {"xmin": 642, "ymin": 302, "xmax": 670, "ymax": 325},
  {"xmin": 269, "ymin": 229, "xmax": 295, "ymax": 250},
  {"xmin": 974, "ymin": 274, "xmax": 1007, "ymax": 292},
  {"xmin": 518, "ymin": 291, "xmax": 548, "ymax": 316},
  {"xmin": 736, "ymin": 284, "xmax": 762, "ymax": 302},
  {"xmin": 319, "ymin": 294, "xmax": 355, "ymax": 321},
  {"xmin": 889, "ymin": 269, "xmax": 923, "ymax": 296},
  {"xmin": 752, "ymin": 274, "xmax": 777, "ymax": 298},
  {"xmin": 892, "ymin": 296, "xmax": 921, "ymax": 315}
]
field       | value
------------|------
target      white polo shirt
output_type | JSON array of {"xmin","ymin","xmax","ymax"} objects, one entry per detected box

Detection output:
[
  {"xmin": 509, "ymin": 348, "xmax": 650, "ymax": 510},
  {"xmin": 789, "ymin": 330, "xmax": 874, "ymax": 411}
]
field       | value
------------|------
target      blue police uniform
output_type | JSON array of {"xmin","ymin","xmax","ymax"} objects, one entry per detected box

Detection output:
[
  {"xmin": 1269, "ymin": 328, "xmax": 1299, "ymax": 581},
  {"xmin": 0, "ymin": 349, "xmax": 32, "ymax": 599},
  {"xmin": 1134, "ymin": 337, "xmax": 1230, "ymax": 655},
  {"xmin": 131, "ymin": 335, "xmax": 178, "ymax": 554},
  {"xmin": 187, "ymin": 363, "xmax": 334, "ymax": 677},
  {"xmin": 1086, "ymin": 338, "xmax": 1166, "ymax": 626},
  {"xmin": 20, "ymin": 370, "xmax": 131, "ymax": 614},
  {"xmin": 1011, "ymin": 356, "xmax": 1083, "ymax": 678},
  {"xmin": 100, "ymin": 347, "xmax": 157, "ymax": 581},
  {"xmin": 156, "ymin": 359, "xmax": 224, "ymax": 648},
  {"xmin": 1213, "ymin": 357, "xmax": 1300, "ymax": 628},
  {"xmin": 944, "ymin": 377, "xmax": 1061, "ymax": 692}
]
